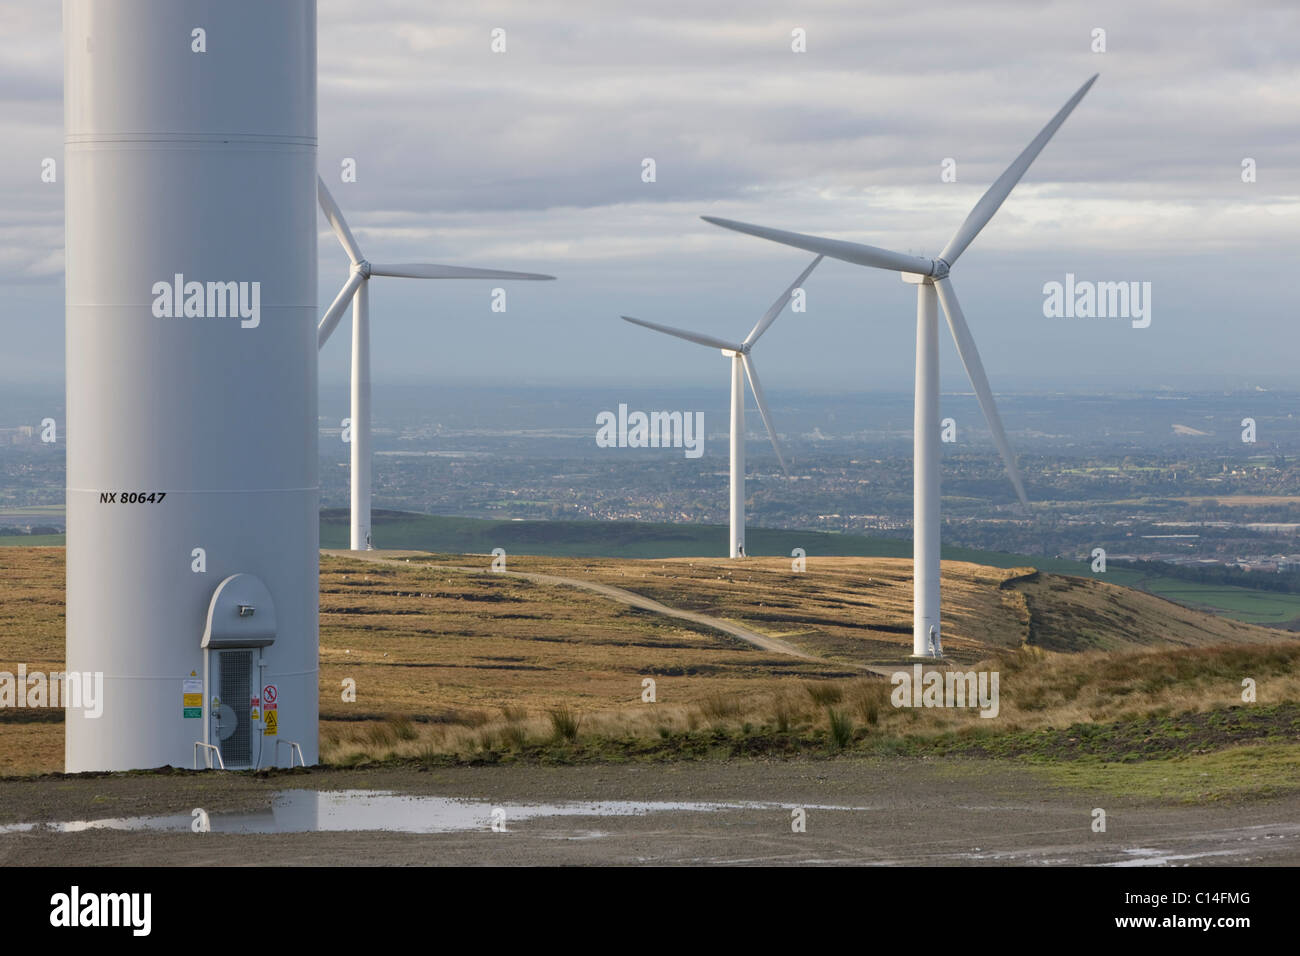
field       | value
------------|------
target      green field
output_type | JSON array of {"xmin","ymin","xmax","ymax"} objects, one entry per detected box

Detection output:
[
  {"xmin": 0, "ymin": 534, "xmax": 65, "ymax": 546},
  {"xmin": 1134, "ymin": 577, "xmax": 1300, "ymax": 625},
  {"xmin": 321, "ymin": 508, "xmax": 1097, "ymax": 568}
]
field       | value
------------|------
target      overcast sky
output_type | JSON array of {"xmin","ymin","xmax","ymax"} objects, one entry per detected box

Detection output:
[{"xmin": 1, "ymin": 0, "xmax": 1297, "ymax": 392}]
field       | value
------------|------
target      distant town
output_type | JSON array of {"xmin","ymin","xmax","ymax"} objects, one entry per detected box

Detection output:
[{"xmin": 4, "ymin": 385, "xmax": 1299, "ymax": 580}]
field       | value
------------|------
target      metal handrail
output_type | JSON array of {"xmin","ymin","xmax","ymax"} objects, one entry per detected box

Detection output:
[
  {"xmin": 276, "ymin": 739, "xmax": 306, "ymax": 768},
  {"xmin": 193, "ymin": 742, "xmax": 225, "ymax": 770}
]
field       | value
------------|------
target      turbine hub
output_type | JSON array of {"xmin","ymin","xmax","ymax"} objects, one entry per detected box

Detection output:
[
  {"xmin": 351, "ymin": 259, "xmax": 372, "ymax": 279},
  {"xmin": 931, "ymin": 258, "xmax": 951, "ymax": 279}
]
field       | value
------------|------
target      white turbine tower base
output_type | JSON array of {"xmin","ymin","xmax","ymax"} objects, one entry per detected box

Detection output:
[
  {"xmin": 622, "ymin": 255, "xmax": 822, "ymax": 558},
  {"xmin": 702, "ymin": 74, "xmax": 1098, "ymax": 653},
  {"xmin": 728, "ymin": 351, "xmax": 745, "ymax": 557},
  {"xmin": 315, "ymin": 177, "xmax": 555, "ymax": 550},
  {"xmin": 907, "ymin": 272, "xmax": 941, "ymax": 658},
  {"xmin": 350, "ymin": 281, "xmax": 371, "ymax": 550}
]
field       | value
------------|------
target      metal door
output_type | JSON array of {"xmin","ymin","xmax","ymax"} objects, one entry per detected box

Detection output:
[{"xmin": 215, "ymin": 649, "xmax": 253, "ymax": 767}]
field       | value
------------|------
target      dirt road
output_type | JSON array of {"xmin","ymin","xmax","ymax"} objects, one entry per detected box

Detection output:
[
  {"xmin": 331, "ymin": 550, "xmax": 891, "ymax": 674},
  {"xmin": 2, "ymin": 758, "xmax": 1297, "ymax": 866}
]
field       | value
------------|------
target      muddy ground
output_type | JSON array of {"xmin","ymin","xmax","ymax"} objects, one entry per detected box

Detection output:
[{"xmin": 1, "ymin": 757, "xmax": 1297, "ymax": 865}]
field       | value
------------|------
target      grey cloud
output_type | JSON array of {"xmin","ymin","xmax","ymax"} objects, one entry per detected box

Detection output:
[{"xmin": 1, "ymin": 0, "xmax": 1297, "ymax": 389}]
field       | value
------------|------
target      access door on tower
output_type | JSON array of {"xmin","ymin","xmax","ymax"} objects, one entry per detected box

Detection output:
[
  {"xmin": 201, "ymin": 574, "xmax": 277, "ymax": 770},
  {"xmin": 212, "ymin": 649, "xmax": 253, "ymax": 767}
]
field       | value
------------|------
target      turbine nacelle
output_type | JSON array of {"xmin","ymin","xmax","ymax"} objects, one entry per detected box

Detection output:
[
  {"xmin": 314, "ymin": 175, "xmax": 555, "ymax": 551},
  {"xmin": 701, "ymin": 74, "xmax": 1099, "ymax": 511},
  {"xmin": 316, "ymin": 175, "xmax": 555, "ymax": 351},
  {"xmin": 901, "ymin": 269, "xmax": 947, "ymax": 286},
  {"xmin": 913, "ymin": 259, "xmax": 950, "ymax": 280},
  {"xmin": 621, "ymin": 254, "xmax": 823, "ymax": 480}
]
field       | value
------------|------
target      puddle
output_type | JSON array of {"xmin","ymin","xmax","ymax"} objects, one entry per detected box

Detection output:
[
  {"xmin": 0, "ymin": 790, "xmax": 869, "ymax": 835},
  {"xmin": 1099, "ymin": 846, "xmax": 1248, "ymax": 867}
]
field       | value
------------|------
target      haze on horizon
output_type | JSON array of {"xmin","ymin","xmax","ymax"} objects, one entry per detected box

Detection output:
[{"xmin": 1, "ymin": 0, "xmax": 1296, "ymax": 394}]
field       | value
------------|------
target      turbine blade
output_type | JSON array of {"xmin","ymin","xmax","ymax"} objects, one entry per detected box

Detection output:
[
  {"xmin": 317, "ymin": 175, "xmax": 364, "ymax": 265},
  {"xmin": 939, "ymin": 74, "xmax": 1098, "ymax": 266},
  {"xmin": 369, "ymin": 262, "xmax": 555, "ymax": 281},
  {"xmin": 740, "ymin": 353, "xmax": 789, "ymax": 475},
  {"xmin": 701, "ymin": 217, "xmax": 933, "ymax": 276},
  {"xmin": 621, "ymin": 315, "xmax": 743, "ymax": 353},
  {"xmin": 317, "ymin": 271, "xmax": 365, "ymax": 349},
  {"xmin": 934, "ymin": 277, "xmax": 1029, "ymax": 508},
  {"xmin": 743, "ymin": 255, "xmax": 824, "ymax": 349}
]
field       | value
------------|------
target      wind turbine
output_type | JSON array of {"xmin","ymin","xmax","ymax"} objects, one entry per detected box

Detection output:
[
  {"xmin": 315, "ymin": 176, "xmax": 555, "ymax": 550},
  {"xmin": 622, "ymin": 255, "xmax": 822, "ymax": 558},
  {"xmin": 701, "ymin": 75, "xmax": 1097, "ymax": 655}
]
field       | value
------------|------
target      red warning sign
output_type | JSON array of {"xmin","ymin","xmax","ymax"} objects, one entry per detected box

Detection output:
[{"xmin": 263, "ymin": 684, "xmax": 277, "ymax": 707}]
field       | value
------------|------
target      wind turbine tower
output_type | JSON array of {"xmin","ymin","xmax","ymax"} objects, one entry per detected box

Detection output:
[
  {"xmin": 623, "ymin": 256, "xmax": 822, "ymax": 557},
  {"xmin": 315, "ymin": 179, "xmax": 554, "ymax": 550},
  {"xmin": 703, "ymin": 76, "xmax": 1097, "ymax": 653},
  {"xmin": 64, "ymin": 0, "xmax": 319, "ymax": 770}
]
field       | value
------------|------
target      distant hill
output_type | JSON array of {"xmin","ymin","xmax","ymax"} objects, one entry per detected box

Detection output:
[
  {"xmin": 322, "ymin": 511, "xmax": 1300, "ymax": 629},
  {"xmin": 1004, "ymin": 571, "xmax": 1284, "ymax": 652},
  {"xmin": 6, "ymin": 510, "xmax": 1292, "ymax": 627}
]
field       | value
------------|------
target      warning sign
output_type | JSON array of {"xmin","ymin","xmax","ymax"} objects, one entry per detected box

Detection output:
[
  {"xmin": 261, "ymin": 684, "xmax": 277, "ymax": 731},
  {"xmin": 251, "ymin": 707, "xmax": 261, "ymax": 722},
  {"xmin": 183, "ymin": 677, "xmax": 202, "ymax": 718}
]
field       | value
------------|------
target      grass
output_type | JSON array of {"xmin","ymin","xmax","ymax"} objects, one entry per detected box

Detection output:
[
  {"xmin": 548, "ymin": 705, "xmax": 581, "ymax": 743},
  {"xmin": 0, "ymin": 535, "xmax": 65, "ymax": 547},
  {"xmin": 1028, "ymin": 743, "xmax": 1300, "ymax": 803},
  {"xmin": 850, "ymin": 682, "xmax": 889, "ymax": 725},
  {"xmin": 700, "ymin": 693, "xmax": 742, "ymax": 721},
  {"xmin": 2, "ymin": 545, "xmax": 1298, "ymax": 803},
  {"xmin": 1008, "ymin": 572, "xmax": 1287, "ymax": 651},
  {"xmin": 826, "ymin": 708, "xmax": 854, "ymax": 751},
  {"xmin": 12, "ymin": 507, "xmax": 1294, "ymax": 627},
  {"xmin": 499, "ymin": 642, "xmax": 1283, "ymax": 759},
  {"xmin": 1136, "ymin": 579, "xmax": 1300, "ymax": 625},
  {"xmin": 806, "ymin": 683, "xmax": 843, "ymax": 706},
  {"xmin": 330, "ymin": 511, "xmax": 1300, "ymax": 628},
  {"xmin": 310, "ymin": 640, "xmax": 1300, "ymax": 781}
]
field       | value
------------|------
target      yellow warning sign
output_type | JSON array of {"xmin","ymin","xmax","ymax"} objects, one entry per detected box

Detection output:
[
  {"xmin": 263, "ymin": 710, "xmax": 278, "ymax": 736},
  {"xmin": 183, "ymin": 693, "xmax": 202, "ymax": 707},
  {"xmin": 251, "ymin": 708, "xmax": 261, "ymax": 721}
]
